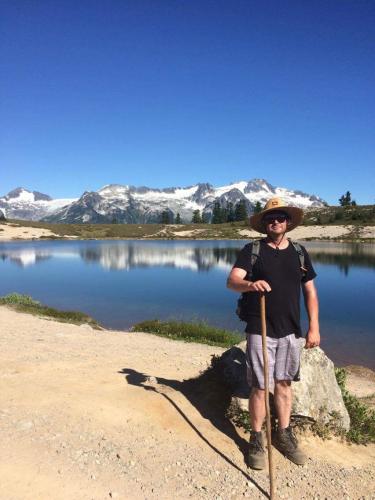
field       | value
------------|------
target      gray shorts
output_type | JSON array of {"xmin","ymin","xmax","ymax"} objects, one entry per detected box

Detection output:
[{"xmin": 246, "ymin": 333, "xmax": 303, "ymax": 390}]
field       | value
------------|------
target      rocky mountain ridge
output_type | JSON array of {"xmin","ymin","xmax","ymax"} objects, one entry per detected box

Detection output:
[
  {"xmin": 0, "ymin": 187, "xmax": 76, "ymax": 221},
  {"xmin": 0, "ymin": 179, "xmax": 326, "ymax": 223}
]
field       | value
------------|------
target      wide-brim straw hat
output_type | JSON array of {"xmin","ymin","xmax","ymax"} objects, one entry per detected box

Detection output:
[{"xmin": 250, "ymin": 197, "xmax": 304, "ymax": 234}]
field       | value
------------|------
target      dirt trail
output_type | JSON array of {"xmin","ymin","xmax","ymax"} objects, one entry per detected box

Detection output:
[{"xmin": 1, "ymin": 306, "xmax": 374, "ymax": 500}]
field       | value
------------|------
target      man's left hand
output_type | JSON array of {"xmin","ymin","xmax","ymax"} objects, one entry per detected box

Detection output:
[{"xmin": 305, "ymin": 329, "xmax": 320, "ymax": 349}]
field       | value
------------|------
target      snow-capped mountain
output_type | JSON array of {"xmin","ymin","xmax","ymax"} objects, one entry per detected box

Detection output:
[
  {"xmin": 1, "ymin": 179, "xmax": 326, "ymax": 223},
  {"xmin": 43, "ymin": 179, "xmax": 326, "ymax": 223},
  {"xmin": 0, "ymin": 187, "xmax": 77, "ymax": 221}
]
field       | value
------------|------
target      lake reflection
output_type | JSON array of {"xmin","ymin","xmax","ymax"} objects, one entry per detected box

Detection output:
[
  {"xmin": 1, "ymin": 240, "xmax": 375, "ymax": 272},
  {"xmin": 1, "ymin": 241, "xmax": 235, "ymax": 271},
  {"xmin": 303, "ymin": 241, "xmax": 375, "ymax": 275},
  {"xmin": 0, "ymin": 239, "xmax": 374, "ymax": 368}
]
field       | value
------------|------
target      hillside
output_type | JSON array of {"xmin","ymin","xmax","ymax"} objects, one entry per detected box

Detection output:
[{"xmin": 1, "ymin": 205, "xmax": 375, "ymax": 242}]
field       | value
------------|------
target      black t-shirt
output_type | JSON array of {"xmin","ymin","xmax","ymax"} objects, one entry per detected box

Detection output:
[{"xmin": 233, "ymin": 239, "xmax": 317, "ymax": 338}]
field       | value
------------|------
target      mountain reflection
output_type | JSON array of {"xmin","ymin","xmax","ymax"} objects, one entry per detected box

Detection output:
[
  {"xmin": 79, "ymin": 244, "xmax": 239, "ymax": 271},
  {"xmin": 0, "ymin": 249, "xmax": 52, "ymax": 267},
  {"xmin": 305, "ymin": 242, "xmax": 375, "ymax": 275},
  {"xmin": 0, "ymin": 241, "xmax": 374, "ymax": 273}
]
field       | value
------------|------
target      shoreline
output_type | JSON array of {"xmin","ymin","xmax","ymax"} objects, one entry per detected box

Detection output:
[
  {"xmin": 2, "ymin": 300, "xmax": 375, "ymax": 378},
  {"xmin": 2, "ymin": 298, "xmax": 375, "ymax": 372}
]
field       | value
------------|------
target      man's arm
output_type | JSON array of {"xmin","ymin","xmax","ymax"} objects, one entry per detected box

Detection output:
[
  {"xmin": 302, "ymin": 279, "xmax": 320, "ymax": 349},
  {"xmin": 226, "ymin": 267, "xmax": 271, "ymax": 293}
]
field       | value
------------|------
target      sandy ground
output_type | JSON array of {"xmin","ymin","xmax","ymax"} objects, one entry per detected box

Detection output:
[
  {"xmin": 344, "ymin": 366, "xmax": 375, "ymax": 409},
  {"xmin": 238, "ymin": 225, "xmax": 375, "ymax": 240},
  {"xmin": 1, "ymin": 221, "xmax": 374, "ymax": 241},
  {"xmin": 172, "ymin": 229, "xmax": 207, "ymax": 237},
  {"xmin": 0, "ymin": 223, "xmax": 60, "ymax": 240},
  {"xmin": 1, "ymin": 307, "xmax": 375, "ymax": 500}
]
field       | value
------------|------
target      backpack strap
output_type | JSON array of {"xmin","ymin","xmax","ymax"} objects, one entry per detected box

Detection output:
[
  {"xmin": 288, "ymin": 238, "xmax": 307, "ymax": 276},
  {"xmin": 239, "ymin": 239, "xmax": 261, "ymax": 304},
  {"xmin": 247, "ymin": 238, "xmax": 262, "ymax": 279},
  {"xmin": 250, "ymin": 239, "xmax": 261, "ymax": 270}
]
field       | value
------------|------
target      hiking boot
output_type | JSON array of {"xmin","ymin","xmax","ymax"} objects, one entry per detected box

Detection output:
[
  {"xmin": 275, "ymin": 426, "xmax": 306, "ymax": 465},
  {"xmin": 248, "ymin": 431, "xmax": 265, "ymax": 470}
]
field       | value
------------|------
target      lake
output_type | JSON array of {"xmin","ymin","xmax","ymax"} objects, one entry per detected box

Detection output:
[{"xmin": 0, "ymin": 239, "xmax": 374, "ymax": 369}]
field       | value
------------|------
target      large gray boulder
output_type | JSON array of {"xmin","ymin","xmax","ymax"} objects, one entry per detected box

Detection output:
[{"xmin": 221, "ymin": 339, "xmax": 350, "ymax": 431}]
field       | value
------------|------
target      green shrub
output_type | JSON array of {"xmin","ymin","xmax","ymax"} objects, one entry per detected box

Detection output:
[
  {"xmin": 335, "ymin": 367, "xmax": 375, "ymax": 444},
  {"xmin": 0, "ymin": 293, "xmax": 101, "ymax": 329},
  {"xmin": 0, "ymin": 292, "xmax": 41, "ymax": 306},
  {"xmin": 132, "ymin": 319, "xmax": 241, "ymax": 347}
]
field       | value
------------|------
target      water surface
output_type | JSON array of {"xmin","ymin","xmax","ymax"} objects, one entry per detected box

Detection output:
[{"xmin": 0, "ymin": 239, "xmax": 374, "ymax": 369}]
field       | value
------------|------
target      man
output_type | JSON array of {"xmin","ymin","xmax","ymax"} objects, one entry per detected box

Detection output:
[{"xmin": 227, "ymin": 197, "xmax": 320, "ymax": 470}]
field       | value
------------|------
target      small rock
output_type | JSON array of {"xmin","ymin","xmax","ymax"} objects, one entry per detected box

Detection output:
[
  {"xmin": 18, "ymin": 420, "xmax": 33, "ymax": 430},
  {"xmin": 145, "ymin": 376, "xmax": 157, "ymax": 385}
]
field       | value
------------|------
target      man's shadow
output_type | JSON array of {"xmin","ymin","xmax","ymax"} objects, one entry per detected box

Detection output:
[{"xmin": 118, "ymin": 347, "xmax": 269, "ymax": 498}]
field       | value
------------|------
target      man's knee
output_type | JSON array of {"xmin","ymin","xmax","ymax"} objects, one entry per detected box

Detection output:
[
  {"xmin": 275, "ymin": 380, "xmax": 292, "ymax": 394},
  {"xmin": 275, "ymin": 380, "xmax": 291, "ymax": 388},
  {"xmin": 250, "ymin": 387, "xmax": 265, "ymax": 398}
]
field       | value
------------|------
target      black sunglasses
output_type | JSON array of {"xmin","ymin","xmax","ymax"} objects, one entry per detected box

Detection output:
[{"xmin": 263, "ymin": 213, "xmax": 289, "ymax": 224}]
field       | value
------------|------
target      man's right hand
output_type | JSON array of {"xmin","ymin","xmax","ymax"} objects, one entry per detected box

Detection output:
[
  {"xmin": 248, "ymin": 280, "xmax": 272, "ymax": 293},
  {"xmin": 227, "ymin": 268, "xmax": 271, "ymax": 293}
]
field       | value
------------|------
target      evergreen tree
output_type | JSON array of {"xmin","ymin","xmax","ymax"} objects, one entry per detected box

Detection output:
[
  {"xmin": 234, "ymin": 200, "xmax": 248, "ymax": 221},
  {"xmin": 339, "ymin": 191, "xmax": 352, "ymax": 207},
  {"xmin": 221, "ymin": 205, "xmax": 228, "ymax": 223},
  {"xmin": 192, "ymin": 209, "xmax": 202, "ymax": 223},
  {"xmin": 202, "ymin": 212, "xmax": 210, "ymax": 224},
  {"xmin": 254, "ymin": 201, "xmax": 262, "ymax": 214},
  {"xmin": 161, "ymin": 210, "xmax": 171, "ymax": 224},
  {"xmin": 175, "ymin": 212, "xmax": 182, "ymax": 224},
  {"xmin": 226, "ymin": 202, "xmax": 235, "ymax": 222},
  {"xmin": 211, "ymin": 201, "xmax": 223, "ymax": 224}
]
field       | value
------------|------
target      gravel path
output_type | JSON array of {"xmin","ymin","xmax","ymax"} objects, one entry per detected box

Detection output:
[{"xmin": 1, "ymin": 306, "xmax": 374, "ymax": 499}]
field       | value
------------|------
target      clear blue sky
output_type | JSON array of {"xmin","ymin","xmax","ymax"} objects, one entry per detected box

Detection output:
[{"xmin": 1, "ymin": 0, "xmax": 374, "ymax": 204}]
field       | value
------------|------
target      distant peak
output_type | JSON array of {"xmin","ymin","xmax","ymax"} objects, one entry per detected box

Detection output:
[
  {"xmin": 98, "ymin": 184, "xmax": 129, "ymax": 193},
  {"xmin": 245, "ymin": 178, "xmax": 275, "ymax": 192},
  {"xmin": 32, "ymin": 191, "xmax": 52, "ymax": 201},
  {"xmin": 4, "ymin": 187, "xmax": 52, "ymax": 200},
  {"xmin": 6, "ymin": 187, "xmax": 29, "ymax": 198}
]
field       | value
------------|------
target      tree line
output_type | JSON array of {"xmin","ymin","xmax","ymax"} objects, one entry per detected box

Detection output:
[
  {"xmin": 159, "ymin": 199, "xmax": 263, "ymax": 224},
  {"xmin": 339, "ymin": 191, "xmax": 356, "ymax": 207}
]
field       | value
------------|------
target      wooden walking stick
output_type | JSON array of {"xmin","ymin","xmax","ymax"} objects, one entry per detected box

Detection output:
[{"xmin": 260, "ymin": 292, "xmax": 275, "ymax": 500}]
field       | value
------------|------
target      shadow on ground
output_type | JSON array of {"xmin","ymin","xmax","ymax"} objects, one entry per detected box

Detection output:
[{"xmin": 118, "ymin": 354, "xmax": 270, "ymax": 498}]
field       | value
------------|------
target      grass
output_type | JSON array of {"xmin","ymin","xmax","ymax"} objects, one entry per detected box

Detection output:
[
  {"xmin": 0, "ymin": 292, "xmax": 102, "ymax": 329},
  {"xmin": 131, "ymin": 319, "xmax": 242, "ymax": 347},
  {"xmin": 304, "ymin": 205, "xmax": 375, "ymax": 227},
  {"xmin": 3, "ymin": 210, "xmax": 374, "ymax": 242},
  {"xmin": 2, "ymin": 219, "xmax": 169, "ymax": 239},
  {"xmin": 335, "ymin": 367, "xmax": 375, "ymax": 444}
]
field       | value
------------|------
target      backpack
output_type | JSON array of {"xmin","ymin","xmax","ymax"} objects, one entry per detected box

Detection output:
[{"xmin": 235, "ymin": 238, "xmax": 307, "ymax": 322}]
